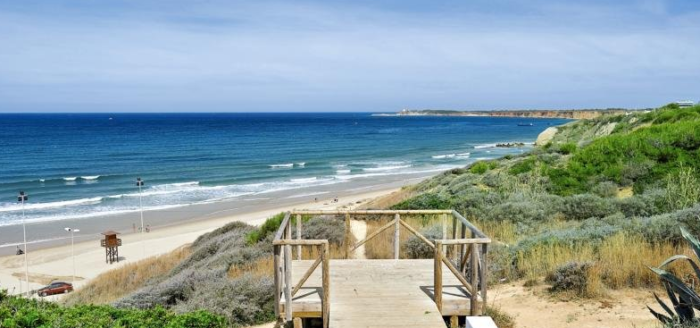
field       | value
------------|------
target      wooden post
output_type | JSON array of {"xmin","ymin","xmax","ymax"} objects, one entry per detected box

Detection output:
[
  {"xmin": 442, "ymin": 214, "xmax": 447, "ymax": 240},
  {"xmin": 450, "ymin": 215, "xmax": 457, "ymax": 260},
  {"xmin": 293, "ymin": 317, "xmax": 303, "ymax": 328},
  {"xmin": 394, "ymin": 213, "xmax": 400, "ymax": 260},
  {"xmin": 321, "ymin": 243, "xmax": 330, "ymax": 328},
  {"xmin": 284, "ymin": 225, "xmax": 293, "ymax": 322},
  {"xmin": 450, "ymin": 315, "xmax": 459, "ymax": 328},
  {"xmin": 460, "ymin": 223, "xmax": 466, "ymax": 272},
  {"xmin": 345, "ymin": 212, "xmax": 351, "ymax": 259},
  {"xmin": 434, "ymin": 241, "xmax": 443, "ymax": 313},
  {"xmin": 296, "ymin": 214, "xmax": 302, "ymax": 260},
  {"xmin": 274, "ymin": 245, "xmax": 281, "ymax": 319},
  {"xmin": 481, "ymin": 243, "xmax": 489, "ymax": 308},
  {"xmin": 470, "ymin": 243, "xmax": 479, "ymax": 315}
]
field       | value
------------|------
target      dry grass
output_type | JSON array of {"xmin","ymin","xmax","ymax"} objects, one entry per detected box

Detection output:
[
  {"xmin": 63, "ymin": 245, "xmax": 191, "ymax": 305},
  {"xmin": 228, "ymin": 256, "xmax": 274, "ymax": 279},
  {"xmin": 515, "ymin": 232, "xmax": 695, "ymax": 297}
]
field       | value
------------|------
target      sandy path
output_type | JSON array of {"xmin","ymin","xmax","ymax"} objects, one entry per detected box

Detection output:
[
  {"xmin": 0, "ymin": 188, "xmax": 399, "ymax": 296},
  {"xmin": 490, "ymin": 282, "xmax": 658, "ymax": 328},
  {"xmin": 349, "ymin": 220, "xmax": 367, "ymax": 259}
]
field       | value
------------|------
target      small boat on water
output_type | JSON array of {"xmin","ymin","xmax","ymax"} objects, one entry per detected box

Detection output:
[{"xmin": 517, "ymin": 123, "xmax": 534, "ymax": 126}]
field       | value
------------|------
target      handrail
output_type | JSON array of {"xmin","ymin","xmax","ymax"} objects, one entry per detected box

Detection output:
[{"xmin": 291, "ymin": 209, "xmax": 453, "ymax": 215}]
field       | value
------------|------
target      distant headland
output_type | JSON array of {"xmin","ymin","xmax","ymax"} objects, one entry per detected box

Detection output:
[{"xmin": 374, "ymin": 108, "xmax": 634, "ymax": 119}]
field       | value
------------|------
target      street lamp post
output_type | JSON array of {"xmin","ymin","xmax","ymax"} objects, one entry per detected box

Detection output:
[
  {"xmin": 17, "ymin": 191, "xmax": 29, "ymax": 297},
  {"xmin": 136, "ymin": 178, "xmax": 145, "ymax": 256},
  {"xmin": 64, "ymin": 227, "xmax": 80, "ymax": 285}
]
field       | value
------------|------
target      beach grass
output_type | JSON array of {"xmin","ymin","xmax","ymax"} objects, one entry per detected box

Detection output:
[{"xmin": 63, "ymin": 245, "xmax": 191, "ymax": 306}]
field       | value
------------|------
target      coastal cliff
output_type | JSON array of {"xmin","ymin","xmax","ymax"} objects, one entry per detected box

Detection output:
[{"xmin": 381, "ymin": 109, "xmax": 628, "ymax": 120}]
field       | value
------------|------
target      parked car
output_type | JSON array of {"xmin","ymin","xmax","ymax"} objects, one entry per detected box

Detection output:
[{"xmin": 37, "ymin": 281, "xmax": 73, "ymax": 297}]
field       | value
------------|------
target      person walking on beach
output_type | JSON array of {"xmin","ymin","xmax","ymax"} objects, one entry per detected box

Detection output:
[
  {"xmin": 132, "ymin": 223, "xmax": 136, "ymax": 233},
  {"xmin": 146, "ymin": 225, "xmax": 151, "ymax": 233}
]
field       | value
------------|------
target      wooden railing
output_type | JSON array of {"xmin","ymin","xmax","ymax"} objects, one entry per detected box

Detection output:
[{"xmin": 272, "ymin": 210, "xmax": 491, "ymax": 327}]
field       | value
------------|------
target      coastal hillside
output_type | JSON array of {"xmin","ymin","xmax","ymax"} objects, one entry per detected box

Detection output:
[
  {"xmin": 392, "ymin": 103, "xmax": 700, "ymax": 298},
  {"xmin": 385, "ymin": 108, "xmax": 629, "ymax": 119}
]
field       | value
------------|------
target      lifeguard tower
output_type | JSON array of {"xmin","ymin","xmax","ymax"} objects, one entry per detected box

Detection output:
[{"xmin": 100, "ymin": 230, "xmax": 122, "ymax": 264}]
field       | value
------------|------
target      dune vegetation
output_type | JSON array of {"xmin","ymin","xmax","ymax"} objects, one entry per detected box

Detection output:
[{"xmin": 393, "ymin": 104, "xmax": 700, "ymax": 301}]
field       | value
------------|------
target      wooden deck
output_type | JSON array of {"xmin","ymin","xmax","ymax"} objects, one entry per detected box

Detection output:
[{"xmin": 280, "ymin": 259, "xmax": 481, "ymax": 328}]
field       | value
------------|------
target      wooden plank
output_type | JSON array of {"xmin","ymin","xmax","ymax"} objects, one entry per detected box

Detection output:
[
  {"xmin": 481, "ymin": 243, "xmax": 488, "ymax": 306},
  {"xmin": 350, "ymin": 218, "xmax": 396, "ymax": 251},
  {"xmin": 274, "ymin": 239, "xmax": 328, "ymax": 246},
  {"xmin": 394, "ymin": 213, "xmax": 400, "ymax": 260},
  {"xmin": 273, "ymin": 212, "xmax": 292, "ymax": 241},
  {"xmin": 344, "ymin": 213, "xmax": 351, "ymax": 259},
  {"xmin": 274, "ymin": 245, "xmax": 281, "ymax": 319},
  {"xmin": 470, "ymin": 243, "xmax": 479, "ymax": 315},
  {"xmin": 434, "ymin": 242, "xmax": 443, "ymax": 313},
  {"xmin": 285, "ymin": 228, "xmax": 293, "ymax": 322},
  {"xmin": 296, "ymin": 214, "xmax": 302, "ymax": 260},
  {"xmin": 450, "ymin": 315, "xmax": 459, "ymax": 328},
  {"xmin": 294, "ymin": 317, "xmax": 303, "ymax": 328},
  {"xmin": 436, "ymin": 238, "xmax": 491, "ymax": 245},
  {"xmin": 322, "ymin": 244, "xmax": 330, "ymax": 328}
]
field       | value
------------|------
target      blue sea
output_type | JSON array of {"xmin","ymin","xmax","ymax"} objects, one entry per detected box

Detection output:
[{"xmin": 0, "ymin": 113, "xmax": 569, "ymax": 227}]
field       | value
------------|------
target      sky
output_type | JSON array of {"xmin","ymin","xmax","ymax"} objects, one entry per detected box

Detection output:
[{"xmin": 0, "ymin": 0, "xmax": 699, "ymax": 112}]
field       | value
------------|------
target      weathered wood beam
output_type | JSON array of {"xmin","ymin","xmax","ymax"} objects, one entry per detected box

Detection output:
[
  {"xmin": 434, "ymin": 241, "xmax": 443, "ymax": 313},
  {"xmin": 321, "ymin": 243, "xmax": 330, "ymax": 328},
  {"xmin": 291, "ymin": 256, "xmax": 322, "ymax": 297},
  {"xmin": 350, "ymin": 218, "xmax": 396, "ymax": 251},
  {"xmin": 399, "ymin": 219, "xmax": 434, "ymax": 248},
  {"xmin": 273, "ymin": 212, "xmax": 292, "ymax": 241},
  {"xmin": 394, "ymin": 213, "xmax": 400, "ymax": 260},
  {"xmin": 296, "ymin": 214, "xmax": 302, "ymax": 260}
]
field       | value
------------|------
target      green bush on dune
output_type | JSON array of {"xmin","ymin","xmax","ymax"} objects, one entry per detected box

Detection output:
[{"xmin": 0, "ymin": 290, "xmax": 225, "ymax": 328}]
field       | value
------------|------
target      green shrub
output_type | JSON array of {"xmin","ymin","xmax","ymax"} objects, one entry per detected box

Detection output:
[
  {"xmin": 405, "ymin": 225, "xmax": 443, "ymax": 259},
  {"xmin": 546, "ymin": 261, "xmax": 593, "ymax": 294},
  {"xmin": 391, "ymin": 192, "xmax": 452, "ymax": 210},
  {"xmin": 0, "ymin": 290, "xmax": 225, "ymax": 328},
  {"xmin": 562, "ymin": 194, "xmax": 617, "ymax": 220},
  {"xmin": 470, "ymin": 161, "xmax": 491, "ymax": 174},
  {"xmin": 592, "ymin": 181, "xmax": 618, "ymax": 198},
  {"xmin": 557, "ymin": 143, "xmax": 577, "ymax": 155},
  {"xmin": 301, "ymin": 216, "xmax": 346, "ymax": 245},
  {"xmin": 509, "ymin": 156, "xmax": 536, "ymax": 175}
]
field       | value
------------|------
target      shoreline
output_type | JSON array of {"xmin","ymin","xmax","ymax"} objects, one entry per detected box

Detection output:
[{"xmin": 0, "ymin": 178, "xmax": 416, "ymax": 296}]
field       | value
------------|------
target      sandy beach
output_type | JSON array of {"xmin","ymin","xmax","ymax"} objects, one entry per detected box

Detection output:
[{"xmin": 0, "ymin": 184, "xmax": 408, "ymax": 297}]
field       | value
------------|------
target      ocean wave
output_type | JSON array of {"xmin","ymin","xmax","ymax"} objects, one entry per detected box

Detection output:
[
  {"xmin": 270, "ymin": 163, "xmax": 294, "ymax": 169},
  {"xmin": 363, "ymin": 165, "xmax": 412, "ymax": 172},
  {"xmin": 473, "ymin": 143, "xmax": 497, "ymax": 149},
  {"xmin": 81, "ymin": 175, "xmax": 100, "ymax": 180},
  {"xmin": 296, "ymin": 162, "xmax": 306, "ymax": 167},
  {"xmin": 432, "ymin": 153, "xmax": 456, "ymax": 159},
  {"xmin": 336, "ymin": 169, "xmax": 351, "ymax": 174},
  {"xmin": 63, "ymin": 177, "xmax": 78, "ymax": 181},
  {"xmin": 0, "ymin": 197, "xmax": 103, "ymax": 213},
  {"xmin": 290, "ymin": 177, "xmax": 317, "ymax": 183}
]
